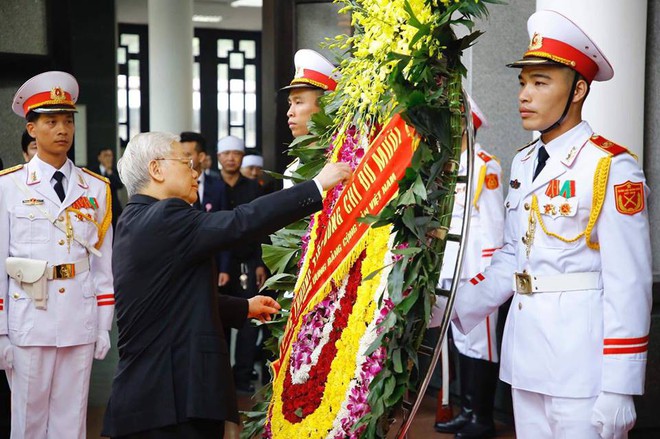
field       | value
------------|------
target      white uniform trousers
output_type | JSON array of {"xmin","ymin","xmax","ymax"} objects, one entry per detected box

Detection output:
[
  {"xmin": 6, "ymin": 344, "xmax": 94, "ymax": 439},
  {"xmin": 512, "ymin": 388, "xmax": 601, "ymax": 439}
]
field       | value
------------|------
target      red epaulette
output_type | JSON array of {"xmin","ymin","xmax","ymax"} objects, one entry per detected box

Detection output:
[
  {"xmin": 477, "ymin": 151, "xmax": 492, "ymax": 163},
  {"xmin": 589, "ymin": 135, "xmax": 629, "ymax": 157}
]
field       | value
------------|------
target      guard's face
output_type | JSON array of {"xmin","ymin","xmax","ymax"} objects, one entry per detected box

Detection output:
[
  {"xmin": 218, "ymin": 150, "xmax": 244, "ymax": 173},
  {"xmin": 160, "ymin": 141, "xmax": 199, "ymax": 204},
  {"xmin": 518, "ymin": 65, "xmax": 573, "ymax": 132},
  {"xmin": 287, "ymin": 88, "xmax": 322, "ymax": 138},
  {"xmin": 27, "ymin": 113, "xmax": 75, "ymax": 158}
]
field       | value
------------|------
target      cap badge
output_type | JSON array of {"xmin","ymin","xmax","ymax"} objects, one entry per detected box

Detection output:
[
  {"xmin": 294, "ymin": 66, "xmax": 305, "ymax": 78},
  {"xmin": 50, "ymin": 86, "xmax": 66, "ymax": 102},
  {"xmin": 528, "ymin": 32, "xmax": 543, "ymax": 51}
]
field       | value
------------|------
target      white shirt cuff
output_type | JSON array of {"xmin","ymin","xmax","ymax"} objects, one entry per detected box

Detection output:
[{"xmin": 312, "ymin": 178, "xmax": 324, "ymax": 195}]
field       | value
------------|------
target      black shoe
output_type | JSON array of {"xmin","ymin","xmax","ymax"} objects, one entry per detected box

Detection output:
[
  {"xmin": 235, "ymin": 383, "xmax": 255, "ymax": 394},
  {"xmin": 434, "ymin": 410, "xmax": 472, "ymax": 434},
  {"xmin": 455, "ymin": 417, "xmax": 495, "ymax": 439}
]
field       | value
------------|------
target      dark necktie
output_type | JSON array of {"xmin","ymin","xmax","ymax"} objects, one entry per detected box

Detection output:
[
  {"xmin": 533, "ymin": 146, "xmax": 549, "ymax": 181},
  {"xmin": 53, "ymin": 171, "xmax": 66, "ymax": 202}
]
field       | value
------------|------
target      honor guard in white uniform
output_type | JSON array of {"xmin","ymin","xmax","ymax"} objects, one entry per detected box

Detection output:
[
  {"xmin": 0, "ymin": 71, "xmax": 114, "ymax": 439},
  {"xmin": 433, "ymin": 97, "xmax": 504, "ymax": 439},
  {"xmin": 281, "ymin": 49, "xmax": 339, "ymax": 189},
  {"xmin": 449, "ymin": 11, "xmax": 651, "ymax": 439}
]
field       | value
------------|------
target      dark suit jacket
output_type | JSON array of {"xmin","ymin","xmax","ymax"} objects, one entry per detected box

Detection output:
[
  {"xmin": 198, "ymin": 173, "xmax": 230, "ymax": 273},
  {"xmin": 102, "ymin": 181, "xmax": 322, "ymax": 437}
]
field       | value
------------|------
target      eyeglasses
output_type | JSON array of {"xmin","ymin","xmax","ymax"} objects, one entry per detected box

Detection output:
[{"xmin": 155, "ymin": 157, "xmax": 194, "ymax": 169}]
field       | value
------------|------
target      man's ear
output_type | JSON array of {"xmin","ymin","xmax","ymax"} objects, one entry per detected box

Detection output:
[
  {"xmin": 572, "ymin": 78, "xmax": 589, "ymax": 103},
  {"xmin": 26, "ymin": 122, "xmax": 36, "ymax": 139},
  {"xmin": 148, "ymin": 160, "xmax": 165, "ymax": 182}
]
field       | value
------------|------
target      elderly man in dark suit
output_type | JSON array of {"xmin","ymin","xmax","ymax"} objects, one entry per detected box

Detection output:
[{"xmin": 102, "ymin": 132, "xmax": 350, "ymax": 438}]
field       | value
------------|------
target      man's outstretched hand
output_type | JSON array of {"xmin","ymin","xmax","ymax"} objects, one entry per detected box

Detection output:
[
  {"xmin": 315, "ymin": 162, "xmax": 352, "ymax": 191},
  {"xmin": 247, "ymin": 295, "xmax": 282, "ymax": 323}
]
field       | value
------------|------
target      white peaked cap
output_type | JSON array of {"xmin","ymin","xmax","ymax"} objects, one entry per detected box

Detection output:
[
  {"xmin": 13, "ymin": 71, "xmax": 79, "ymax": 118},
  {"xmin": 508, "ymin": 10, "xmax": 613, "ymax": 83},
  {"xmin": 281, "ymin": 49, "xmax": 340, "ymax": 91}
]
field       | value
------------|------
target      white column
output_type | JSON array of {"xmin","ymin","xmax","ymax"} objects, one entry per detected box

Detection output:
[
  {"xmin": 536, "ymin": 0, "xmax": 648, "ymax": 162},
  {"xmin": 148, "ymin": 0, "xmax": 194, "ymax": 133}
]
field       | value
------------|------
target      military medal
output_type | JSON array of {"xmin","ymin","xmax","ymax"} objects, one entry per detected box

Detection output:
[{"xmin": 22, "ymin": 198, "xmax": 44, "ymax": 205}]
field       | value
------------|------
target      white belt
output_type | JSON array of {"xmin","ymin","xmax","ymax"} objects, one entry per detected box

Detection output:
[
  {"xmin": 46, "ymin": 258, "xmax": 90, "ymax": 280},
  {"xmin": 513, "ymin": 271, "xmax": 601, "ymax": 294}
]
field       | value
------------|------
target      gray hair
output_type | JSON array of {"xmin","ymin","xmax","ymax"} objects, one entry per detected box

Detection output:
[{"xmin": 117, "ymin": 132, "xmax": 180, "ymax": 197}]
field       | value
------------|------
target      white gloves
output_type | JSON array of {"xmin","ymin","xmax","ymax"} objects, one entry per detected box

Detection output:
[
  {"xmin": 428, "ymin": 296, "xmax": 449, "ymax": 328},
  {"xmin": 591, "ymin": 391, "xmax": 636, "ymax": 439},
  {"xmin": 0, "ymin": 336, "xmax": 13, "ymax": 370},
  {"xmin": 94, "ymin": 330, "xmax": 111, "ymax": 360}
]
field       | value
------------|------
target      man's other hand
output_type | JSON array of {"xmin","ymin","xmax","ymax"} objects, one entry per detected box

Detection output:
[
  {"xmin": 94, "ymin": 330, "xmax": 111, "ymax": 360},
  {"xmin": 256, "ymin": 266, "xmax": 268, "ymax": 289},
  {"xmin": 315, "ymin": 162, "xmax": 352, "ymax": 191},
  {"xmin": 591, "ymin": 391, "xmax": 636, "ymax": 438},
  {"xmin": 247, "ymin": 295, "xmax": 282, "ymax": 323},
  {"xmin": 0, "ymin": 336, "xmax": 13, "ymax": 370},
  {"xmin": 218, "ymin": 272, "xmax": 230, "ymax": 287}
]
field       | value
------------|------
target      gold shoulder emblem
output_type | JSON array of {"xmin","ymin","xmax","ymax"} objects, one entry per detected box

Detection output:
[
  {"xmin": 82, "ymin": 168, "xmax": 110, "ymax": 184},
  {"xmin": 0, "ymin": 164, "xmax": 24, "ymax": 177}
]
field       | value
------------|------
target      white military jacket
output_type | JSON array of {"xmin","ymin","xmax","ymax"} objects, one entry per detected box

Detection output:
[
  {"xmin": 0, "ymin": 156, "xmax": 115, "ymax": 347},
  {"xmin": 453, "ymin": 121, "xmax": 651, "ymax": 397},
  {"xmin": 440, "ymin": 145, "xmax": 504, "ymax": 362}
]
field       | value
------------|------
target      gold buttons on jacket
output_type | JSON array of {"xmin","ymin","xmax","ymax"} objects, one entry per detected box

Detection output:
[
  {"xmin": 58, "ymin": 239, "xmax": 65, "ymax": 246},
  {"xmin": 524, "ymin": 203, "xmax": 530, "ymax": 211},
  {"xmin": 12, "ymin": 293, "xmax": 19, "ymax": 299},
  {"xmin": 506, "ymin": 201, "xmax": 510, "ymax": 208},
  {"xmin": 518, "ymin": 302, "xmax": 523, "ymax": 310},
  {"xmin": 59, "ymin": 288, "xmax": 65, "ymax": 294},
  {"xmin": 28, "ymin": 213, "xmax": 34, "ymax": 220},
  {"xmin": 58, "ymin": 216, "xmax": 65, "ymax": 222}
]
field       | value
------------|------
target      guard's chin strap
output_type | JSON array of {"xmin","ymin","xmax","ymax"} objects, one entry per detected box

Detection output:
[{"xmin": 540, "ymin": 71, "xmax": 580, "ymax": 134}]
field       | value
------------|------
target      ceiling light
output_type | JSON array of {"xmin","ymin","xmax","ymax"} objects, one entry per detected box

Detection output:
[
  {"xmin": 231, "ymin": 0, "xmax": 262, "ymax": 7},
  {"xmin": 193, "ymin": 15, "xmax": 222, "ymax": 23}
]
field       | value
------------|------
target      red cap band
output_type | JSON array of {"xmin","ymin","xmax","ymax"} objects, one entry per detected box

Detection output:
[
  {"xmin": 524, "ymin": 36, "xmax": 599, "ymax": 83},
  {"xmin": 23, "ymin": 90, "xmax": 75, "ymax": 115},
  {"xmin": 290, "ymin": 68, "xmax": 337, "ymax": 91}
]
